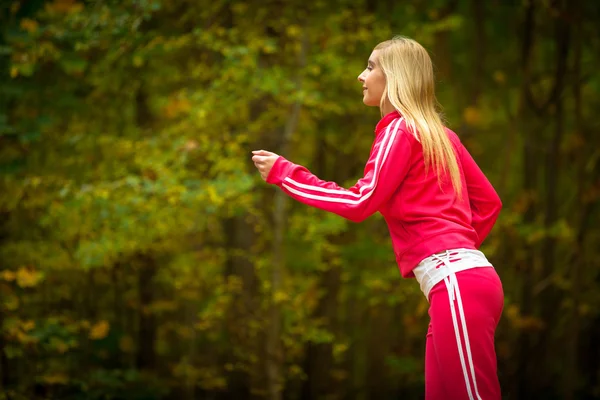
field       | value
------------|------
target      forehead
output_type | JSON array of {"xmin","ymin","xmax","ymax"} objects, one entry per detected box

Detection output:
[{"xmin": 368, "ymin": 50, "xmax": 380, "ymax": 64}]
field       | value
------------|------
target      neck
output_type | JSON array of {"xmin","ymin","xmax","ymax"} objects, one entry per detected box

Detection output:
[{"xmin": 380, "ymin": 101, "xmax": 396, "ymax": 116}]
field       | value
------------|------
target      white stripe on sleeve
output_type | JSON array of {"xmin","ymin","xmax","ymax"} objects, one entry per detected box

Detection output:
[{"xmin": 281, "ymin": 117, "xmax": 403, "ymax": 204}]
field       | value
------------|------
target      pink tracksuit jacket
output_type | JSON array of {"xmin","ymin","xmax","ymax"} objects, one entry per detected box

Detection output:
[{"xmin": 266, "ymin": 110, "xmax": 502, "ymax": 277}]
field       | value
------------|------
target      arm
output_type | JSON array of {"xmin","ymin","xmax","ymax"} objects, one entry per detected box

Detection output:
[
  {"xmin": 263, "ymin": 118, "xmax": 410, "ymax": 222},
  {"xmin": 459, "ymin": 143, "xmax": 502, "ymax": 246}
]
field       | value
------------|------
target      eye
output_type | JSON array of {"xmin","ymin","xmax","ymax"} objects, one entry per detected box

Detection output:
[{"xmin": 367, "ymin": 66, "xmax": 373, "ymax": 71}]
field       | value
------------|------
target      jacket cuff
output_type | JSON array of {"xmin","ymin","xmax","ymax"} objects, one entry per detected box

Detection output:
[{"xmin": 266, "ymin": 156, "xmax": 292, "ymax": 185}]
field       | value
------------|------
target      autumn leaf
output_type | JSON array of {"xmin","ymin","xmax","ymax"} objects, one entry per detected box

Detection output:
[
  {"xmin": 493, "ymin": 70, "xmax": 506, "ymax": 84},
  {"xmin": 0, "ymin": 270, "xmax": 16, "ymax": 281},
  {"xmin": 3, "ymin": 296, "xmax": 19, "ymax": 311},
  {"xmin": 119, "ymin": 335, "xmax": 135, "ymax": 353},
  {"xmin": 463, "ymin": 106, "xmax": 481, "ymax": 126},
  {"xmin": 45, "ymin": 0, "xmax": 83, "ymax": 14},
  {"xmin": 49, "ymin": 337, "xmax": 69, "ymax": 353},
  {"xmin": 16, "ymin": 267, "xmax": 43, "ymax": 288},
  {"xmin": 89, "ymin": 320, "xmax": 110, "ymax": 340},
  {"xmin": 21, "ymin": 320, "xmax": 35, "ymax": 332},
  {"xmin": 163, "ymin": 97, "xmax": 192, "ymax": 118},
  {"xmin": 273, "ymin": 290, "xmax": 289, "ymax": 303},
  {"xmin": 20, "ymin": 18, "xmax": 39, "ymax": 33},
  {"xmin": 41, "ymin": 373, "xmax": 69, "ymax": 385}
]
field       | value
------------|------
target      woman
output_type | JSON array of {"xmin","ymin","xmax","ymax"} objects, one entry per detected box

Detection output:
[{"xmin": 252, "ymin": 36, "xmax": 503, "ymax": 400}]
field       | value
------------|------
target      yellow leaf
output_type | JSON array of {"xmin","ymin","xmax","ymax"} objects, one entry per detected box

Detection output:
[
  {"xmin": 493, "ymin": 71, "xmax": 506, "ymax": 84},
  {"xmin": 16, "ymin": 267, "xmax": 43, "ymax": 288},
  {"xmin": 4, "ymin": 295, "xmax": 19, "ymax": 311},
  {"xmin": 11, "ymin": 2, "xmax": 21, "ymax": 14},
  {"xmin": 41, "ymin": 373, "xmax": 69, "ymax": 385},
  {"xmin": 181, "ymin": 140, "xmax": 198, "ymax": 152},
  {"xmin": 133, "ymin": 55, "xmax": 144, "ymax": 67},
  {"xmin": 331, "ymin": 369, "xmax": 348, "ymax": 381},
  {"xmin": 517, "ymin": 316, "xmax": 545, "ymax": 331},
  {"xmin": 46, "ymin": 0, "xmax": 83, "ymax": 14},
  {"xmin": 231, "ymin": 3, "xmax": 247, "ymax": 14},
  {"xmin": 273, "ymin": 290, "xmax": 289, "ymax": 303},
  {"xmin": 207, "ymin": 185, "xmax": 223, "ymax": 205},
  {"xmin": 1, "ymin": 270, "xmax": 16, "ymax": 281},
  {"xmin": 164, "ymin": 97, "xmax": 191, "ymax": 118},
  {"xmin": 428, "ymin": 10, "xmax": 439, "ymax": 19},
  {"xmin": 89, "ymin": 320, "xmax": 110, "ymax": 340},
  {"xmin": 20, "ymin": 18, "xmax": 38, "ymax": 33},
  {"xmin": 579, "ymin": 303, "xmax": 591, "ymax": 316},
  {"xmin": 288, "ymin": 364, "xmax": 303, "ymax": 377},
  {"xmin": 505, "ymin": 304, "xmax": 520, "ymax": 320},
  {"xmin": 50, "ymin": 337, "xmax": 69, "ymax": 353},
  {"xmin": 16, "ymin": 331, "xmax": 30, "ymax": 343},
  {"xmin": 21, "ymin": 320, "xmax": 35, "ymax": 332},
  {"xmin": 194, "ymin": 320, "xmax": 211, "ymax": 332},
  {"xmin": 10, "ymin": 66, "xmax": 18, "ymax": 78},
  {"xmin": 262, "ymin": 43, "xmax": 277, "ymax": 54},
  {"xmin": 286, "ymin": 25, "xmax": 301, "ymax": 38},
  {"xmin": 463, "ymin": 106, "xmax": 481, "ymax": 126},
  {"xmin": 333, "ymin": 343, "xmax": 348, "ymax": 357},
  {"xmin": 119, "ymin": 335, "xmax": 135, "ymax": 353}
]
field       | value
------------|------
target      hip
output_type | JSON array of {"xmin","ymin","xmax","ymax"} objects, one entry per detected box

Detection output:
[{"xmin": 413, "ymin": 248, "xmax": 497, "ymax": 300}]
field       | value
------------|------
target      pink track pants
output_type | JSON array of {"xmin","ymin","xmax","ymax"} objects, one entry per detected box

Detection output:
[{"xmin": 425, "ymin": 267, "xmax": 504, "ymax": 400}]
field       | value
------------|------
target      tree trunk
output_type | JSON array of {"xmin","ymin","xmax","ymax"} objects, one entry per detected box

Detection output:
[
  {"xmin": 223, "ymin": 215, "xmax": 257, "ymax": 398},
  {"xmin": 301, "ymin": 265, "xmax": 341, "ymax": 400},
  {"xmin": 366, "ymin": 305, "xmax": 393, "ymax": 399},
  {"xmin": 266, "ymin": 28, "xmax": 308, "ymax": 400},
  {"xmin": 536, "ymin": 0, "xmax": 570, "ymax": 389},
  {"xmin": 563, "ymin": 7, "xmax": 583, "ymax": 397},
  {"xmin": 111, "ymin": 264, "xmax": 123, "ymax": 369},
  {"xmin": 0, "ymin": 212, "xmax": 9, "ymax": 391},
  {"xmin": 539, "ymin": 0, "xmax": 570, "ymax": 299},
  {"xmin": 133, "ymin": 85, "xmax": 157, "ymax": 371},
  {"xmin": 470, "ymin": 0, "xmax": 485, "ymax": 104},
  {"xmin": 0, "ymin": 300, "xmax": 8, "ymax": 391},
  {"xmin": 136, "ymin": 254, "xmax": 157, "ymax": 370},
  {"xmin": 300, "ymin": 123, "xmax": 347, "ymax": 400},
  {"xmin": 432, "ymin": 0, "xmax": 459, "ymax": 85},
  {"xmin": 301, "ymin": 239, "xmax": 342, "ymax": 399},
  {"xmin": 516, "ymin": 1, "xmax": 538, "ymax": 397},
  {"xmin": 347, "ymin": 281, "xmax": 367, "ymax": 400}
]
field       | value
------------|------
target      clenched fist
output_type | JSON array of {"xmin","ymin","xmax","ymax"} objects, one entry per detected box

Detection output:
[{"xmin": 252, "ymin": 150, "xmax": 279, "ymax": 181}]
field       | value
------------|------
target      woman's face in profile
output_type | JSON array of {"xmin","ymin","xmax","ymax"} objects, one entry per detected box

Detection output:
[{"xmin": 358, "ymin": 50, "xmax": 386, "ymax": 108}]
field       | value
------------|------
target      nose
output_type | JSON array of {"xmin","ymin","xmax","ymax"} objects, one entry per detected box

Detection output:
[{"xmin": 358, "ymin": 69, "xmax": 366, "ymax": 83}]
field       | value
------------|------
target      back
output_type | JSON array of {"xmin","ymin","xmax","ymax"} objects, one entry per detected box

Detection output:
[{"xmin": 379, "ymin": 122, "xmax": 501, "ymax": 277}]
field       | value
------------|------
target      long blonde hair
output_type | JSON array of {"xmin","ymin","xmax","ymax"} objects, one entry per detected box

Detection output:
[{"xmin": 374, "ymin": 36, "xmax": 462, "ymax": 198}]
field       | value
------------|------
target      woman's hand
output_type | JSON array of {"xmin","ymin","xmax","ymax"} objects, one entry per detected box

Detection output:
[{"xmin": 252, "ymin": 150, "xmax": 279, "ymax": 181}]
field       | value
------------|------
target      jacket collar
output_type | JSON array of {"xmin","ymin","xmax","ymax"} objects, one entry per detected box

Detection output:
[{"xmin": 374, "ymin": 110, "xmax": 401, "ymax": 135}]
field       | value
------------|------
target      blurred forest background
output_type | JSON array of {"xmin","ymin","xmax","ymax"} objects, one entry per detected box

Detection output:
[{"xmin": 1, "ymin": 0, "xmax": 600, "ymax": 399}]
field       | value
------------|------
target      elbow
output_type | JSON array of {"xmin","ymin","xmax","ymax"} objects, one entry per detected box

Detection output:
[
  {"xmin": 345, "ymin": 208, "xmax": 370, "ymax": 223},
  {"xmin": 495, "ymin": 196, "xmax": 503, "ymax": 215},
  {"xmin": 348, "ymin": 214, "xmax": 367, "ymax": 223}
]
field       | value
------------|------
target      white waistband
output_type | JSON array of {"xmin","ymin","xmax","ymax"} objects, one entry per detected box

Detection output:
[{"xmin": 413, "ymin": 248, "xmax": 493, "ymax": 300}]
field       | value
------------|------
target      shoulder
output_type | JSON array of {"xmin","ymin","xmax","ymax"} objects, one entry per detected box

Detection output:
[
  {"xmin": 389, "ymin": 118, "xmax": 420, "ymax": 147},
  {"xmin": 443, "ymin": 126, "xmax": 466, "ymax": 151},
  {"xmin": 375, "ymin": 117, "xmax": 413, "ymax": 145},
  {"xmin": 444, "ymin": 126, "xmax": 461, "ymax": 141}
]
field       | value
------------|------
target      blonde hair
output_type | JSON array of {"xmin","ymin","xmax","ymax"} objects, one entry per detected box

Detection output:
[{"xmin": 374, "ymin": 36, "xmax": 462, "ymax": 198}]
